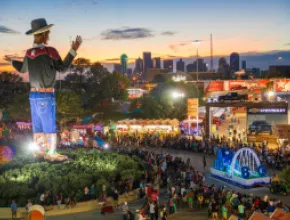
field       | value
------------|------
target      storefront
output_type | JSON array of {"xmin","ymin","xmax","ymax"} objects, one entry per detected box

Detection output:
[{"xmin": 116, "ymin": 119, "xmax": 180, "ymax": 136}]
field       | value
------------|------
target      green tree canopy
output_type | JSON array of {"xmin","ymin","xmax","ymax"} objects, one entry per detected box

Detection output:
[
  {"xmin": 130, "ymin": 81, "xmax": 205, "ymax": 120},
  {"xmin": 98, "ymin": 71, "xmax": 130, "ymax": 101},
  {"xmin": 0, "ymin": 72, "xmax": 23, "ymax": 83},
  {"xmin": 55, "ymin": 90, "xmax": 88, "ymax": 125}
]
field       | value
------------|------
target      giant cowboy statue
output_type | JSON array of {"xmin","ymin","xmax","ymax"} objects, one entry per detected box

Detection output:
[{"xmin": 4, "ymin": 18, "xmax": 82, "ymax": 161}]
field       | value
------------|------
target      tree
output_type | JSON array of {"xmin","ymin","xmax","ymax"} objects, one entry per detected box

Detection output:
[
  {"xmin": 73, "ymin": 58, "xmax": 91, "ymax": 66},
  {"xmin": 152, "ymin": 73, "xmax": 171, "ymax": 83},
  {"xmin": 99, "ymin": 72, "xmax": 130, "ymax": 102},
  {"xmin": 131, "ymin": 81, "xmax": 205, "ymax": 120},
  {"xmin": 86, "ymin": 62, "xmax": 110, "ymax": 83},
  {"xmin": 280, "ymin": 167, "xmax": 290, "ymax": 191},
  {"xmin": 64, "ymin": 72, "xmax": 86, "ymax": 83},
  {"xmin": 55, "ymin": 90, "xmax": 88, "ymax": 127},
  {"xmin": 5, "ymin": 92, "xmax": 30, "ymax": 121},
  {"xmin": 0, "ymin": 72, "xmax": 23, "ymax": 83}
]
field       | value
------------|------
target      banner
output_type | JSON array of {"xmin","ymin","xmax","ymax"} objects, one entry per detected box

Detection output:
[
  {"xmin": 247, "ymin": 107, "xmax": 287, "ymax": 115},
  {"xmin": 187, "ymin": 98, "xmax": 199, "ymax": 118},
  {"xmin": 246, "ymin": 79, "xmax": 269, "ymax": 92},
  {"xmin": 275, "ymin": 79, "xmax": 290, "ymax": 92},
  {"xmin": 206, "ymin": 81, "xmax": 224, "ymax": 92}
]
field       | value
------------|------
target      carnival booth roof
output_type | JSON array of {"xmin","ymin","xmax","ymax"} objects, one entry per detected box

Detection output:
[
  {"xmin": 248, "ymin": 212, "xmax": 271, "ymax": 220},
  {"xmin": 270, "ymin": 208, "xmax": 290, "ymax": 220},
  {"xmin": 116, "ymin": 118, "xmax": 180, "ymax": 125}
]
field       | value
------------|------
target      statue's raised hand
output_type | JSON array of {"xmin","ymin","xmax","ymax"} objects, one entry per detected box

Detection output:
[{"xmin": 71, "ymin": 35, "xmax": 82, "ymax": 52}]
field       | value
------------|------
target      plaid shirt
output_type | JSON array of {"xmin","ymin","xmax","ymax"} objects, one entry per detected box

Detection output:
[{"xmin": 12, "ymin": 43, "xmax": 76, "ymax": 88}]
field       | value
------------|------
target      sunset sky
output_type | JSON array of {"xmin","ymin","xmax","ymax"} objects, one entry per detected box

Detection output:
[{"xmin": 1, "ymin": 0, "xmax": 290, "ymax": 74}]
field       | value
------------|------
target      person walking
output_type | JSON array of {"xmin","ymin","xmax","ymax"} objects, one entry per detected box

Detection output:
[
  {"xmin": 26, "ymin": 200, "xmax": 32, "ymax": 212},
  {"xmin": 203, "ymin": 155, "xmax": 207, "ymax": 169},
  {"xmin": 56, "ymin": 193, "xmax": 62, "ymax": 210},
  {"xmin": 149, "ymin": 201, "xmax": 155, "ymax": 220},
  {"xmin": 11, "ymin": 200, "xmax": 17, "ymax": 220}
]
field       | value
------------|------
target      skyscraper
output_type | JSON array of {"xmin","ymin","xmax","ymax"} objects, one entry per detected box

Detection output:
[
  {"xmin": 153, "ymin": 57, "xmax": 161, "ymax": 68},
  {"xmin": 242, "ymin": 60, "xmax": 246, "ymax": 70},
  {"xmin": 113, "ymin": 64, "xmax": 122, "ymax": 73},
  {"xmin": 176, "ymin": 59, "xmax": 185, "ymax": 72},
  {"xmin": 186, "ymin": 59, "xmax": 207, "ymax": 72},
  {"xmin": 163, "ymin": 59, "xmax": 173, "ymax": 71},
  {"xmin": 120, "ymin": 54, "xmax": 128, "ymax": 74},
  {"xmin": 217, "ymin": 57, "xmax": 230, "ymax": 79},
  {"xmin": 143, "ymin": 52, "xmax": 152, "ymax": 75},
  {"xmin": 134, "ymin": 57, "xmax": 143, "ymax": 74},
  {"xmin": 230, "ymin": 52, "xmax": 240, "ymax": 72},
  {"xmin": 127, "ymin": 68, "xmax": 133, "ymax": 76}
]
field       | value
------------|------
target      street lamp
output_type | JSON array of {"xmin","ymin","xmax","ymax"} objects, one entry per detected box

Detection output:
[
  {"xmin": 192, "ymin": 40, "xmax": 201, "ymax": 81},
  {"xmin": 268, "ymin": 91, "xmax": 275, "ymax": 101}
]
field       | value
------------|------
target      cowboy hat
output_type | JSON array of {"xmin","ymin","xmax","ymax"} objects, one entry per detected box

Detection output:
[{"xmin": 26, "ymin": 18, "xmax": 54, "ymax": 35}]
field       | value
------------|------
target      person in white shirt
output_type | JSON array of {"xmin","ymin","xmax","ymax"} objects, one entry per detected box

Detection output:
[
  {"xmin": 40, "ymin": 193, "xmax": 45, "ymax": 206},
  {"xmin": 149, "ymin": 201, "xmax": 155, "ymax": 220},
  {"xmin": 171, "ymin": 186, "xmax": 175, "ymax": 196},
  {"xmin": 26, "ymin": 200, "xmax": 32, "ymax": 212}
]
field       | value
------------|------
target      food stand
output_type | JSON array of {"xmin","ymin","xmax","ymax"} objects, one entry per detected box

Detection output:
[
  {"xmin": 16, "ymin": 122, "xmax": 32, "ymax": 130},
  {"xmin": 71, "ymin": 124, "xmax": 94, "ymax": 135},
  {"xmin": 116, "ymin": 119, "xmax": 180, "ymax": 136}
]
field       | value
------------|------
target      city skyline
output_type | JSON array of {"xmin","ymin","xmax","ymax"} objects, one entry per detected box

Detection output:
[{"xmin": 1, "ymin": 0, "xmax": 290, "ymax": 74}]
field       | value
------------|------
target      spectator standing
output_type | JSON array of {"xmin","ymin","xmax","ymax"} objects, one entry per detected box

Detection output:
[
  {"xmin": 56, "ymin": 193, "xmax": 62, "ymax": 210},
  {"xmin": 26, "ymin": 200, "xmax": 32, "ymax": 212},
  {"xmin": 149, "ymin": 201, "xmax": 155, "ymax": 220},
  {"xmin": 40, "ymin": 193, "xmax": 45, "ymax": 206},
  {"xmin": 211, "ymin": 199, "xmax": 219, "ymax": 220},
  {"xmin": 122, "ymin": 202, "xmax": 129, "ymax": 220},
  {"xmin": 238, "ymin": 202, "xmax": 245, "ymax": 220},
  {"xmin": 11, "ymin": 200, "xmax": 17, "ymax": 220},
  {"xmin": 221, "ymin": 204, "xmax": 228, "ymax": 220}
]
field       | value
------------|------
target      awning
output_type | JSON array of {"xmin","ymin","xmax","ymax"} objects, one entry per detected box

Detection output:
[
  {"xmin": 213, "ymin": 108, "xmax": 225, "ymax": 118},
  {"xmin": 72, "ymin": 124, "xmax": 93, "ymax": 129}
]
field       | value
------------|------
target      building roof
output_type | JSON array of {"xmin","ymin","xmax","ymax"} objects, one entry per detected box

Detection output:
[{"xmin": 116, "ymin": 118, "xmax": 179, "ymax": 125}]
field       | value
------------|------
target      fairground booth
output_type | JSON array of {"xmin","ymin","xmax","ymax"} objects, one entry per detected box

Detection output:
[
  {"xmin": 116, "ymin": 119, "xmax": 180, "ymax": 136},
  {"xmin": 16, "ymin": 122, "xmax": 32, "ymax": 130}
]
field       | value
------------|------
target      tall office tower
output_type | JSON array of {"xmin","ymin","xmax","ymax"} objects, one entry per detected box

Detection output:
[
  {"xmin": 120, "ymin": 54, "xmax": 128, "ymax": 74},
  {"xmin": 143, "ymin": 52, "xmax": 152, "ymax": 75},
  {"xmin": 163, "ymin": 59, "xmax": 173, "ymax": 72},
  {"xmin": 176, "ymin": 58, "xmax": 185, "ymax": 72},
  {"xmin": 153, "ymin": 57, "xmax": 161, "ymax": 68},
  {"xmin": 134, "ymin": 57, "xmax": 143, "ymax": 74},
  {"xmin": 242, "ymin": 60, "xmax": 246, "ymax": 70},
  {"xmin": 230, "ymin": 52, "xmax": 240, "ymax": 72}
]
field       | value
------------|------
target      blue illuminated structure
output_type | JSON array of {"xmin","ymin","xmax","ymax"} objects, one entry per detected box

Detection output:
[{"xmin": 211, "ymin": 147, "xmax": 270, "ymax": 188}]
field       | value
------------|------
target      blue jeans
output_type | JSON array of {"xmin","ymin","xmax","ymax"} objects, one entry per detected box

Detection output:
[{"xmin": 29, "ymin": 92, "xmax": 56, "ymax": 133}]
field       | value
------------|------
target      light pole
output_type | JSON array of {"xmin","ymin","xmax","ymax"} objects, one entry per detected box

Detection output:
[
  {"xmin": 268, "ymin": 91, "xmax": 275, "ymax": 102},
  {"xmin": 193, "ymin": 40, "xmax": 201, "ymax": 135}
]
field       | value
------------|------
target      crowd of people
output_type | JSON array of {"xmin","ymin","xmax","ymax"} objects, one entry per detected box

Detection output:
[
  {"xmin": 114, "ymin": 134, "xmax": 290, "ymax": 170},
  {"xmin": 113, "ymin": 145, "xmax": 290, "ymax": 220}
]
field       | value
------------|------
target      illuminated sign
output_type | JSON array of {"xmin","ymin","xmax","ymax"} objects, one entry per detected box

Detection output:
[
  {"xmin": 247, "ymin": 107, "xmax": 287, "ymax": 114},
  {"xmin": 188, "ymin": 98, "xmax": 199, "ymax": 117},
  {"xmin": 172, "ymin": 75, "xmax": 186, "ymax": 82}
]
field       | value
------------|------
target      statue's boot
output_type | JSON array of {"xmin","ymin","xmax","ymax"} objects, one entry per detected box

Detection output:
[
  {"xmin": 44, "ymin": 133, "xmax": 68, "ymax": 162},
  {"xmin": 33, "ymin": 133, "xmax": 45, "ymax": 158}
]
